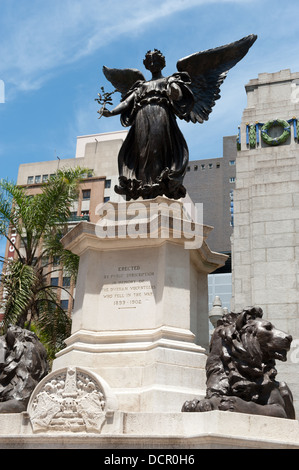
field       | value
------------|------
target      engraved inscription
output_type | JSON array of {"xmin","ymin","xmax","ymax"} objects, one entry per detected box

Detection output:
[{"xmin": 100, "ymin": 265, "xmax": 156, "ymax": 310}]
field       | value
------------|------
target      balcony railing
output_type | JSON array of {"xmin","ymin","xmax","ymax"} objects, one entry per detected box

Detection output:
[{"xmin": 67, "ymin": 215, "xmax": 90, "ymax": 223}]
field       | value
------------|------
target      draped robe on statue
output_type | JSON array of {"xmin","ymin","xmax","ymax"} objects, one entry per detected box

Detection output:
[{"xmin": 115, "ymin": 72, "xmax": 194, "ymax": 200}]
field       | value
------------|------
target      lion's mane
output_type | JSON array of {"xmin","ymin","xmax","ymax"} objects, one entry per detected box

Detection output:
[
  {"xmin": 0, "ymin": 325, "xmax": 49, "ymax": 411},
  {"xmin": 205, "ymin": 307, "xmax": 276, "ymax": 402}
]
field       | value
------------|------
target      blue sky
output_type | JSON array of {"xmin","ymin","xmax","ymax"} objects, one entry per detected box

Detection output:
[{"xmin": 0, "ymin": 0, "xmax": 298, "ymax": 185}]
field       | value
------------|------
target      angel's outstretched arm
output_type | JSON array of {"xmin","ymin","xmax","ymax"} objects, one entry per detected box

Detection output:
[{"xmin": 102, "ymin": 93, "xmax": 134, "ymax": 118}]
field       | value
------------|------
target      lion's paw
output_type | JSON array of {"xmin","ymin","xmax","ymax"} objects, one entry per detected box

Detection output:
[
  {"xmin": 182, "ymin": 398, "xmax": 215, "ymax": 412},
  {"xmin": 218, "ymin": 396, "xmax": 237, "ymax": 411},
  {"xmin": 181, "ymin": 398, "xmax": 200, "ymax": 412},
  {"xmin": 196, "ymin": 399, "xmax": 214, "ymax": 412}
]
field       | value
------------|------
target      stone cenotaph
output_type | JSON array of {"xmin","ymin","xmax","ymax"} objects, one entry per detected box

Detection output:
[
  {"xmin": 52, "ymin": 198, "xmax": 227, "ymax": 412},
  {"xmin": 53, "ymin": 39, "xmax": 258, "ymax": 413}
]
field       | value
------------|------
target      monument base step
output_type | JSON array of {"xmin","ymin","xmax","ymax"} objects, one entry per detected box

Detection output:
[{"xmin": 0, "ymin": 411, "xmax": 298, "ymax": 449}]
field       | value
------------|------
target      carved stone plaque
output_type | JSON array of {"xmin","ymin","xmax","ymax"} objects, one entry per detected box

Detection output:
[{"xmin": 28, "ymin": 367, "xmax": 117, "ymax": 433}]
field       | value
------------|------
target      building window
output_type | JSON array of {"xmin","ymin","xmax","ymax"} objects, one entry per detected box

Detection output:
[
  {"xmin": 201, "ymin": 164, "xmax": 205, "ymax": 170},
  {"xmin": 63, "ymin": 277, "xmax": 71, "ymax": 288},
  {"xmin": 187, "ymin": 166, "xmax": 190, "ymax": 171},
  {"xmin": 42, "ymin": 174, "xmax": 49, "ymax": 183},
  {"xmin": 51, "ymin": 277, "xmax": 59, "ymax": 287},
  {"xmin": 208, "ymin": 163, "xmax": 213, "ymax": 169},
  {"xmin": 35, "ymin": 175, "xmax": 41, "ymax": 184},
  {"xmin": 82, "ymin": 189, "xmax": 91, "ymax": 200},
  {"xmin": 229, "ymin": 160, "xmax": 236, "ymax": 166},
  {"xmin": 229, "ymin": 177, "xmax": 236, "ymax": 183},
  {"xmin": 216, "ymin": 163, "xmax": 220, "ymax": 168},
  {"xmin": 60, "ymin": 299, "xmax": 69, "ymax": 311},
  {"xmin": 104, "ymin": 196, "xmax": 110, "ymax": 203},
  {"xmin": 53, "ymin": 256, "xmax": 60, "ymax": 266},
  {"xmin": 105, "ymin": 179, "xmax": 111, "ymax": 189},
  {"xmin": 27, "ymin": 176, "xmax": 34, "ymax": 184},
  {"xmin": 82, "ymin": 171, "xmax": 93, "ymax": 178},
  {"xmin": 194, "ymin": 165, "xmax": 198, "ymax": 171}
]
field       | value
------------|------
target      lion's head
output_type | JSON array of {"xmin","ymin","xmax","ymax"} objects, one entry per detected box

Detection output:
[
  {"xmin": 206, "ymin": 307, "xmax": 292, "ymax": 401},
  {"xmin": 0, "ymin": 325, "xmax": 49, "ymax": 412}
]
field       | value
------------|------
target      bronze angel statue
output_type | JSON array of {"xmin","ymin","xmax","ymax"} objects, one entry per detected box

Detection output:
[{"xmin": 101, "ymin": 34, "xmax": 257, "ymax": 200}]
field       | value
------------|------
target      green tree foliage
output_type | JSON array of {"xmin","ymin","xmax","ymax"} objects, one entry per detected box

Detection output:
[{"xmin": 0, "ymin": 167, "xmax": 90, "ymax": 362}]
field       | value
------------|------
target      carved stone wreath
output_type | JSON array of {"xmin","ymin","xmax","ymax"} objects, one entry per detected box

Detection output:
[
  {"xmin": 261, "ymin": 119, "xmax": 291, "ymax": 146},
  {"xmin": 27, "ymin": 367, "xmax": 117, "ymax": 433}
]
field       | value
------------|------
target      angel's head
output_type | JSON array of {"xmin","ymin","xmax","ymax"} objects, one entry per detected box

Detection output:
[{"xmin": 143, "ymin": 49, "xmax": 166, "ymax": 73}]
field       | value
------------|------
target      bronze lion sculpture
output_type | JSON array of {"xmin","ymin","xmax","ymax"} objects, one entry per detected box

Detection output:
[
  {"xmin": 182, "ymin": 307, "xmax": 295, "ymax": 419},
  {"xmin": 0, "ymin": 325, "xmax": 49, "ymax": 413}
]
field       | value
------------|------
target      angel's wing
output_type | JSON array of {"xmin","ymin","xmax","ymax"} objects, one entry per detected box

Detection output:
[
  {"xmin": 103, "ymin": 66, "xmax": 145, "ymax": 98},
  {"xmin": 176, "ymin": 34, "xmax": 257, "ymax": 123}
]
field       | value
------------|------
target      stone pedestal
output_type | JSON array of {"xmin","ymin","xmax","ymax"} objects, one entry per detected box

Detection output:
[{"xmin": 53, "ymin": 197, "xmax": 227, "ymax": 412}]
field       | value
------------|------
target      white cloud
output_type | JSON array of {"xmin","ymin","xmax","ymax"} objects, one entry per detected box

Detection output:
[{"xmin": 0, "ymin": 0, "xmax": 256, "ymax": 93}]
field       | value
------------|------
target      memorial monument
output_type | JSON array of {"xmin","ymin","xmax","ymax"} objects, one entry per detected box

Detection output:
[
  {"xmin": 1, "ymin": 35, "xmax": 299, "ymax": 449},
  {"xmin": 51, "ymin": 35, "xmax": 257, "ymax": 412}
]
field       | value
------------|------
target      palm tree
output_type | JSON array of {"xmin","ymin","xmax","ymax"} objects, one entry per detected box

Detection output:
[{"xmin": 0, "ymin": 167, "xmax": 90, "ymax": 361}]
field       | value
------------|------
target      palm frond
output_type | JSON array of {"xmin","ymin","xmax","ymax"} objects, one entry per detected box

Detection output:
[
  {"xmin": 0, "ymin": 167, "xmax": 91, "ymax": 355},
  {"xmin": 0, "ymin": 260, "xmax": 37, "ymax": 328},
  {"xmin": 0, "ymin": 179, "xmax": 26, "ymax": 234}
]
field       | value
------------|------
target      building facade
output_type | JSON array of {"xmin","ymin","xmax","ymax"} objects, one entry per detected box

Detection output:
[
  {"xmin": 2, "ymin": 131, "xmax": 128, "ymax": 319},
  {"xmin": 184, "ymin": 135, "xmax": 236, "ymax": 255}
]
